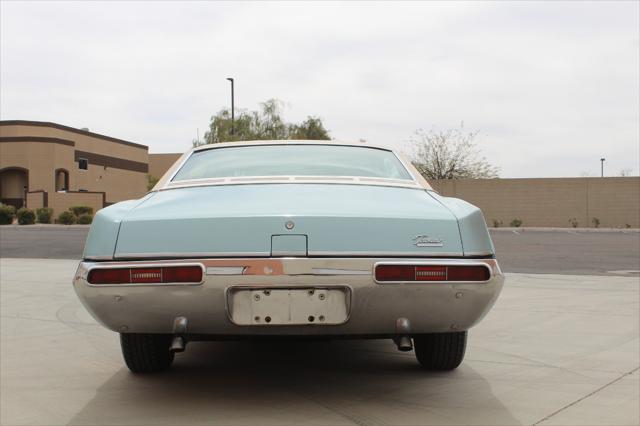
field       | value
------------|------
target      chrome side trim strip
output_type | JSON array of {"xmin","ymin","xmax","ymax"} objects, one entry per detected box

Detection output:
[
  {"xmin": 310, "ymin": 268, "xmax": 370, "ymax": 275},
  {"xmin": 161, "ymin": 177, "xmax": 421, "ymax": 191},
  {"xmin": 206, "ymin": 266, "xmax": 246, "ymax": 275},
  {"xmin": 112, "ymin": 251, "xmax": 495, "ymax": 259}
]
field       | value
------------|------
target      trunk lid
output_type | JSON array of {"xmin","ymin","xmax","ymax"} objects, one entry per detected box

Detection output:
[{"xmin": 113, "ymin": 184, "xmax": 463, "ymax": 258}]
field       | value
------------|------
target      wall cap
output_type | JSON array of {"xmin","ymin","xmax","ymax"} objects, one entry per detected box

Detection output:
[
  {"xmin": 0, "ymin": 120, "xmax": 148, "ymax": 150},
  {"xmin": 490, "ymin": 227, "xmax": 639, "ymax": 232}
]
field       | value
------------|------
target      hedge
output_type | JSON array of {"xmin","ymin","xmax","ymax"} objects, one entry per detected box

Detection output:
[
  {"xmin": 17, "ymin": 208, "xmax": 36, "ymax": 225},
  {"xmin": 0, "ymin": 204, "xmax": 16, "ymax": 225},
  {"xmin": 69, "ymin": 206, "xmax": 93, "ymax": 216},
  {"xmin": 36, "ymin": 207, "xmax": 54, "ymax": 224},
  {"xmin": 58, "ymin": 210, "xmax": 76, "ymax": 225},
  {"xmin": 77, "ymin": 213, "xmax": 93, "ymax": 224}
]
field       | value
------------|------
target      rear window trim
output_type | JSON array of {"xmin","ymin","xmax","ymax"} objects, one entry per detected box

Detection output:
[{"xmin": 165, "ymin": 143, "xmax": 419, "ymax": 188}]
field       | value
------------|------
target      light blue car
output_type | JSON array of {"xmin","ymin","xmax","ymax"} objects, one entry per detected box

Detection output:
[{"xmin": 73, "ymin": 141, "xmax": 504, "ymax": 373}]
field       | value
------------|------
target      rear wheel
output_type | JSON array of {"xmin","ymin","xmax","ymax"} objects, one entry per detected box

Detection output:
[
  {"xmin": 414, "ymin": 331, "xmax": 467, "ymax": 371},
  {"xmin": 120, "ymin": 333, "xmax": 174, "ymax": 373}
]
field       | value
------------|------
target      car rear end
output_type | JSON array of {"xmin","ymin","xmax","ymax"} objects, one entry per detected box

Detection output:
[
  {"xmin": 75, "ymin": 256, "xmax": 503, "ymax": 335},
  {"xmin": 73, "ymin": 142, "xmax": 505, "ymax": 373}
]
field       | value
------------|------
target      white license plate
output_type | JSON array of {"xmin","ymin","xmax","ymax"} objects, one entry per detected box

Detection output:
[{"xmin": 227, "ymin": 287, "xmax": 350, "ymax": 325}]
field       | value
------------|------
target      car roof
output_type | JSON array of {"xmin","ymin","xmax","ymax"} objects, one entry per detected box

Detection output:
[
  {"xmin": 154, "ymin": 140, "xmax": 433, "ymax": 191},
  {"xmin": 191, "ymin": 140, "xmax": 395, "ymax": 153}
]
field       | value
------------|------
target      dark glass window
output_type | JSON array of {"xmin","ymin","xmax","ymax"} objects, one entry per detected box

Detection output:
[{"xmin": 78, "ymin": 158, "xmax": 88, "ymax": 170}]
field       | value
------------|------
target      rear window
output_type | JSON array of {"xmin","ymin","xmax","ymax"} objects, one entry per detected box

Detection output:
[{"xmin": 172, "ymin": 145, "xmax": 413, "ymax": 181}]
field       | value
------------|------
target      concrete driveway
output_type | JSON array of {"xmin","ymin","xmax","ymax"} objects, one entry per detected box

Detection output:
[{"xmin": 1, "ymin": 258, "xmax": 638, "ymax": 425}]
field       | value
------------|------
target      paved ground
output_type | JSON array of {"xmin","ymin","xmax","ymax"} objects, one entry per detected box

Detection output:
[
  {"xmin": 490, "ymin": 229, "xmax": 640, "ymax": 276},
  {"xmin": 0, "ymin": 258, "xmax": 638, "ymax": 425},
  {"xmin": 1, "ymin": 226, "xmax": 638, "ymax": 275},
  {"xmin": 0, "ymin": 226, "xmax": 88, "ymax": 260}
]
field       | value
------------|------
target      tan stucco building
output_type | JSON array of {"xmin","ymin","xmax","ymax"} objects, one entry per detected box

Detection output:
[
  {"xmin": 0, "ymin": 120, "xmax": 150, "ymax": 214},
  {"xmin": 2, "ymin": 122, "xmax": 637, "ymax": 228}
]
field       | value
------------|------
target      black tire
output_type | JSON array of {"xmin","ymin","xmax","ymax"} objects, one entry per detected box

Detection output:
[
  {"xmin": 120, "ymin": 333, "xmax": 174, "ymax": 373},
  {"xmin": 413, "ymin": 331, "xmax": 467, "ymax": 371}
]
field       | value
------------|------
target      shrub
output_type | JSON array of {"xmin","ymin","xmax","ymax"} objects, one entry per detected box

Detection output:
[
  {"xmin": 592, "ymin": 217, "xmax": 600, "ymax": 228},
  {"xmin": 0, "ymin": 204, "xmax": 16, "ymax": 225},
  {"xmin": 510, "ymin": 218, "xmax": 523, "ymax": 228},
  {"xmin": 36, "ymin": 207, "xmax": 54, "ymax": 224},
  {"xmin": 69, "ymin": 206, "xmax": 93, "ymax": 216},
  {"xmin": 17, "ymin": 208, "xmax": 36, "ymax": 225},
  {"xmin": 77, "ymin": 213, "xmax": 93, "ymax": 224},
  {"xmin": 147, "ymin": 174, "xmax": 159, "ymax": 191},
  {"xmin": 58, "ymin": 210, "xmax": 76, "ymax": 225},
  {"xmin": 491, "ymin": 219, "xmax": 502, "ymax": 228},
  {"xmin": 568, "ymin": 218, "xmax": 578, "ymax": 228}
]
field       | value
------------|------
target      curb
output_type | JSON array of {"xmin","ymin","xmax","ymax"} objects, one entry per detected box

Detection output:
[
  {"xmin": 0, "ymin": 224, "xmax": 91, "ymax": 229},
  {"xmin": 489, "ymin": 227, "xmax": 639, "ymax": 233}
]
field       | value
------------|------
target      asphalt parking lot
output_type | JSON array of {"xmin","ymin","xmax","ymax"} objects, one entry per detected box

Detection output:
[
  {"xmin": 0, "ymin": 228, "xmax": 639, "ymax": 425},
  {"xmin": 1, "ymin": 226, "xmax": 639, "ymax": 275}
]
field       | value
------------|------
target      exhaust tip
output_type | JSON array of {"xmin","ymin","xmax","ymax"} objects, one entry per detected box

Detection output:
[
  {"xmin": 397, "ymin": 336, "xmax": 413, "ymax": 352},
  {"xmin": 170, "ymin": 336, "xmax": 186, "ymax": 353},
  {"xmin": 395, "ymin": 317, "xmax": 413, "ymax": 351},
  {"xmin": 170, "ymin": 316, "xmax": 188, "ymax": 353}
]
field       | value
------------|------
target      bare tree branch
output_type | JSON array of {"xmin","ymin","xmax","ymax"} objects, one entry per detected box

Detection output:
[{"xmin": 410, "ymin": 125, "xmax": 499, "ymax": 179}]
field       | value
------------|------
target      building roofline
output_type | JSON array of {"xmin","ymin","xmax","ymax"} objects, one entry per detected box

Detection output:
[
  {"xmin": 0, "ymin": 136, "xmax": 75, "ymax": 147},
  {"xmin": 0, "ymin": 120, "xmax": 148, "ymax": 150}
]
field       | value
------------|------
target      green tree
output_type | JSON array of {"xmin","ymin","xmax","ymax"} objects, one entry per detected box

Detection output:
[
  {"xmin": 288, "ymin": 117, "xmax": 331, "ymax": 140},
  {"xmin": 147, "ymin": 174, "xmax": 160, "ymax": 191},
  {"xmin": 199, "ymin": 99, "xmax": 330, "ymax": 145}
]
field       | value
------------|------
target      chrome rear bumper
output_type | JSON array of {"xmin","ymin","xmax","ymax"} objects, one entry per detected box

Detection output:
[{"xmin": 73, "ymin": 257, "xmax": 504, "ymax": 337}]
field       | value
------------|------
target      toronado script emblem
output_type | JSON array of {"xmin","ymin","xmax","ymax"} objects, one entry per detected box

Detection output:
[{"xmin": 413, "ymin": 235, "xmax": 444, "ymax": 247}]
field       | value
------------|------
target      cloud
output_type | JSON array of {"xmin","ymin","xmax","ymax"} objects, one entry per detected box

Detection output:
[{"xmin": 1, "ymin": 1, "xmax": 638, "ymax": 177}]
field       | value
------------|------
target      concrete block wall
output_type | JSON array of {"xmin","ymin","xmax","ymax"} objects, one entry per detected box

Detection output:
[
  {"xmin": 429, "ymin": 177, "xmax": 640, "ymax": 228},
  {"xmin": 47, "ymin": 192, "xmax": 104, "ymax": 218}
]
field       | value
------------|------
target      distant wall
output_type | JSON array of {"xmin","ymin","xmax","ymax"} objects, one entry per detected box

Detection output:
[
  {"xmin": 47, "ymin": 192, "xmax": 105, "ymax": 218},
  {"xmin": 429, "ymin": 177, "xmax": 640, "ymax": 228},
  {"xmin": 26, "ymin": 191, "xmax": 46, "ymax": 210},
  {"xmin": 149, "ymin": 153, "xmax": 182, "ymax": 179},
  {"xmin": 25, "ymin": 190, "xmax": 105, "ymax": 219}
]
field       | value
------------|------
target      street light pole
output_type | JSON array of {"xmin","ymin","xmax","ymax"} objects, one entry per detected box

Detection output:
[
  {"xmin": 226, "ymin": 78, "xmax": 234, "ymax": 135},
  {"xmin": 600, "ymin": 158, "xmax": 605, "ymax": 177}
]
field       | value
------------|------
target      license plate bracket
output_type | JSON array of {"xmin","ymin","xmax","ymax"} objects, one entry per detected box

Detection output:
[{"xmin": 227, "ymin": 287, "xmax": 350, "ymax": 326}]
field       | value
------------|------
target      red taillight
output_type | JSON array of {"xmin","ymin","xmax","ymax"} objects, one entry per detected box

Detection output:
[
  {"xmin": 415, "ymin": 266, "xmax": 447, "ymax": 281},
  {"xmin": 130, "ymin": 268, "xmax": 162, "ymax": 283},
  {"xmin": 162, "ymin": 266, "xmax": 203, "ymax": 283},
  {"xmin": 447, "ymin": 265, "xmax": 490, "ymax": 281},
  {"xmin": 374, "ymin": 265, "xmax": 415, "ymax": 281},
  {"xmin": 87, "ymin": 268, "xmax": 130, "ymax": 284},
  {"xmin": 88, "ymin": 266, "xmax": 202, "ymax": 284},
  {"xmin": 375, "ymin": 264, "xmax": 490, "ymax": 282}
]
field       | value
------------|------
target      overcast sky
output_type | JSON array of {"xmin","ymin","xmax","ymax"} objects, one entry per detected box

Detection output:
[{"xmin": 1, "ymin": 1, "xmax": 638, "ymax": 178}]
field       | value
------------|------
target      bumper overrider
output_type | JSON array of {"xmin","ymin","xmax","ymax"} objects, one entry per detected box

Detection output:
[{"xmin": 73, "ymin": 257, "xmax": 504, "ymax": 338}]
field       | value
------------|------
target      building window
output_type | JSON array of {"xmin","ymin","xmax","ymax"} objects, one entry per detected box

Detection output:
[
  {"xmin": 78, "ymin": 158, "xmax": 88, "ymax": 170},
  {"xmin": 55, "ymin": 169, "xmax": 69, "ymax": 191}
]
